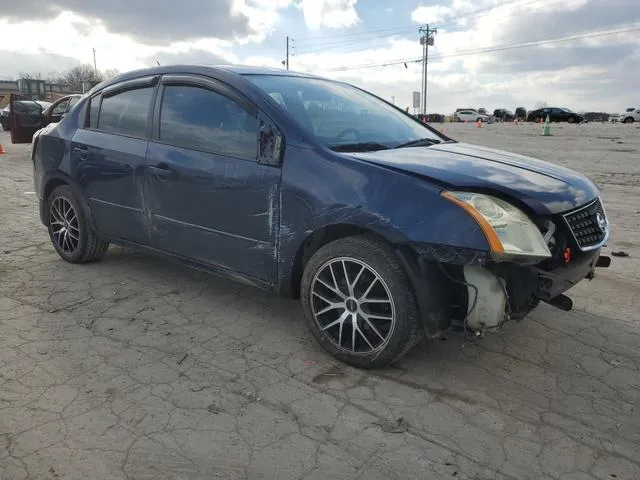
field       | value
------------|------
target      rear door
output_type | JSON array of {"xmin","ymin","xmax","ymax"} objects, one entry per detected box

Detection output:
[
  {"xmin": 9, "ymin": 94, "xmax": 44, "ymax": 144},
  {"xmin": 70, "ymin": 76, "xmax": 158, "ymax": 245}
]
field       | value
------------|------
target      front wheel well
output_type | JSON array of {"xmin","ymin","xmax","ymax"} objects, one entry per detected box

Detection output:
[{"xmin": 290, "ymin": 224, "xmax": 392, "ymax": 298}]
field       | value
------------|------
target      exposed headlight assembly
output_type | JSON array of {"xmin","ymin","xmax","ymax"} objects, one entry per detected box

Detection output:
[{"xmin": 442, "ymin": 191, "xmax": 551, "ymax": 262}]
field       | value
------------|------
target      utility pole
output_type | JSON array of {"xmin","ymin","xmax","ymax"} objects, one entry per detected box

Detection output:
[
  {"xmin": 285, "ymin": 36, "xmax": 290, "ymax": 70},
  {"xmin": 419, "ymin": 25, "xmax": 436, "ymax": 116},
  {"xmin": 92, "ymin": 48, "xmax": 97, "ymax": 74}
]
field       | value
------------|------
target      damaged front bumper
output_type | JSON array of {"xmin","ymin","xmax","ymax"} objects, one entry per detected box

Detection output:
[
  {"xmin": 399, "ymin": 242, "xmax": 610, "ymax": 336},
  {"xmin": 464, "ymin": 248, "xmax": 609, "ymax": 331}
]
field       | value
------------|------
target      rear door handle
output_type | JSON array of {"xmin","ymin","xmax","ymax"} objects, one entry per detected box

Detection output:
[
  {"xmin": 73, "ymin": 146, "xmax": 89, "ymax": 160},
  {"xmin": 148, "ymin": 165, "xmax": 173, "ymax": 181}
]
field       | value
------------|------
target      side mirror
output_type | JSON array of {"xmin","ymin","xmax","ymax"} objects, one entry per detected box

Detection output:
[{"xmin": 258, "ymin": 118, "xmax": 284, "ymax": 166}]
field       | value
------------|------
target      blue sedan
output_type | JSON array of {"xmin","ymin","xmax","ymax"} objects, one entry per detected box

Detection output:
[{"xmin": 19, "ymin": 65, "xmax": 610, "ymax": 368}]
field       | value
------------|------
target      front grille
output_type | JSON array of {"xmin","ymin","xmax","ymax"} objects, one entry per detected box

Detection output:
[{"xmin": 563, "ymin": 198, "xmax": 607, "ymax": 249}]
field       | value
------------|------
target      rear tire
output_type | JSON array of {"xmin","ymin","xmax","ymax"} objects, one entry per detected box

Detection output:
[
  {"xmin": 47, "ymin": 185, "xmax": 109, "ymax": 263},
  {"xmin": 624, "ymin": 117, "xmax": 634, "ymax": 124},
  {"xmin": 300, "ymin": 235, "xmax": 422, "ymax": 369}
]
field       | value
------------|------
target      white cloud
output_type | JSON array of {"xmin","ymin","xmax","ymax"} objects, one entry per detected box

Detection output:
[
  {"xmin": 411, "ymin": 5, "xmax": 455, "ymax": 24},
  {"xmin": 297, "ymin": 0, "xmax": 360, "ymax": 30}
]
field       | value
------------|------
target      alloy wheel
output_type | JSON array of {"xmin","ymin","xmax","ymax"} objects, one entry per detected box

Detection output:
[
  {"xmin": 310, "ymin": 257, "xmax": 396, "ymax": 355},
  {"xmin": 49, "ymin": 197, "xmax": 80, "ymax": 255}
]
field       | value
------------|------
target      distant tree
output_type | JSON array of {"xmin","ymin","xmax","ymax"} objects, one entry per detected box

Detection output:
[
  {"xmin": 102, "ymin": 68, "xmax": 121, "ymax": 80},
  {"xmin": 534, "ymin": 101, "xmax": 548, "ymax": 109},
  {"xmin": 51, "ymin": 64, "xmax": 103, "ymax": 92}
]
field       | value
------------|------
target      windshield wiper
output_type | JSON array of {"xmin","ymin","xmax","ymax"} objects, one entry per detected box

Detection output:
[
  {"xmin": 330, "ymin": 142, "xmax": 389, "ymax": 152},
  {"xmin": 393, "ymin": 138, "xmax": 441, "ymax": 149}
]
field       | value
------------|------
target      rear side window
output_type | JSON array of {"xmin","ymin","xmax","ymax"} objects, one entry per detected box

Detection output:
[
  {"xmin": 97, "ymin": 87, "xmax": 153, "ymax": 138},
  {"xmin": 159, "ymin": 85, "xmax": 257, "ymax": 160}
]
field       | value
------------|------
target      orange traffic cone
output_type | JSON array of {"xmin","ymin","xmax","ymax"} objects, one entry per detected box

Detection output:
[
  {"xmin": 476, "ymin": 118, "xmax": 482, "ymax": 128},
  {"xmin": 0, "ymin": 144, "xmax": 5, "ymax": 155}
]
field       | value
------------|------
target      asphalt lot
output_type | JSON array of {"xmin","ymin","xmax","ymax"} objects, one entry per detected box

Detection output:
[{"xmin": 1, "ymin": 121, "xmax": 639, "ymax": 480}]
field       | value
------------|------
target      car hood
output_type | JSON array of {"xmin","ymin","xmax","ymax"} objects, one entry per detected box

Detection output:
[{"xmin": 349, "ymin": 142, "xmax": 599, "ymax": 215}]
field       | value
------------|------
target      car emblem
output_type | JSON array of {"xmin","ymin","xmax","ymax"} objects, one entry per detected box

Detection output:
[{"xmin": 596, "ymin": 212, "xmax": 607, "ymax": 232}]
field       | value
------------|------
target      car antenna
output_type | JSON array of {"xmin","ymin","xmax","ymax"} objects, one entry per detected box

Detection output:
[{"xmin": 156, "ymin": 59, "xmax": 161, "ymax": 66}]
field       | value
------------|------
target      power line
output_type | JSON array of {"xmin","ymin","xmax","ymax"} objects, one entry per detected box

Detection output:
[
  {"xmin": 294, "ymin": 0, "xmax": 566, "ymax": 56},
  {"xmin": 293, "ymin": 25, "xmax": 416, "ymax": 45},
  {"xmin": 321, "ymin": 25, "xmax": 640, "ymax": 72},
  {"xmin": 295, "ymin": 26, "xmax": 416, "ymax": 55}
]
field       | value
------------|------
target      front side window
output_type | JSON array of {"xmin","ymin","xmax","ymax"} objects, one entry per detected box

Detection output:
[
  {"xmin": 97, "ymin": 87, "xmax": 153, "ymax": 138},
  {"xmin": 245, "ymin": 75, "xmax": 444, "ymax": 151},
  {"xmin": 159, "ymin": 85, "xmax": 257, "ymax": 160}
]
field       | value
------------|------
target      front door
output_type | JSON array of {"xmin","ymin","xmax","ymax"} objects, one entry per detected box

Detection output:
[
  {"xmin": 71, "ymin": 77, "xmax": 158, "ymax": 245},
  {"xmin": 145, "ymin": 75, "xmax": 281, "ymax": 284},
  {"xmin": 9, "ymin": 94, "xmax": 44, "ymax": 144}
]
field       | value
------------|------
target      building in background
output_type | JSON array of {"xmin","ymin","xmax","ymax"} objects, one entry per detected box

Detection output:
[{"xmin": 0, "ymin": 77, "xmax": 82, "ymax": 108}]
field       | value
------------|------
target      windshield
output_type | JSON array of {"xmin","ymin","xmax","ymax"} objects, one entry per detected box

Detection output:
[{"xmin": 245, "ymin": 75, "xmax": 444, "ymax": 150}]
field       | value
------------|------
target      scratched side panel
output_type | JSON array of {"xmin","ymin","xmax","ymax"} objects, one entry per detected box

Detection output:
[
  {"xmin": 145, "ymin": 142, "xmax": 281, "ymax": 284},
  {"xmin": 275, "ymin": 145, "xmax": 489, "ymax": 295}
]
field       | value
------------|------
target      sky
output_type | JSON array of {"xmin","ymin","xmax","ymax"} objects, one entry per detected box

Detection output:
[{"xmin": 1, "ymin": 0, "xmax": 639, "ymax": 113}]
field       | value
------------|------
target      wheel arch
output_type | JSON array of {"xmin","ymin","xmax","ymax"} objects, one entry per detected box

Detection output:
[
  {"xmin": 41, "ymin": 174, "xmax": 97, "ymax": 232},
  {"xmin": 287, "ymin": 223, "xmax": 395, "ymax": 299}
]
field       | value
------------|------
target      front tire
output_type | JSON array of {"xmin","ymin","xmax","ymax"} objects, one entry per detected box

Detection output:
[
  {"xmin": 47, "ymin": 185, "xmax": 109, "ymax": 263},
  {"xmin": 624, "ymin": 117, "xmax": 634, "ymax": 124},
  {"xmin": 300, "ymin": 235, "xmax": 421, "ymax": 369}
]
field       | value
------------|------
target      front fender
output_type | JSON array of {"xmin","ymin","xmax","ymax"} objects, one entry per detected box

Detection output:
[{"xmin": 276, "ymin": 145, "xmax": 491, "ymax": 295}]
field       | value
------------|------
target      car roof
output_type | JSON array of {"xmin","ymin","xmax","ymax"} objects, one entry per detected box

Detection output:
[{"xmin": 91, "ymin": 64, "xmax": 327, "ymax": 95}]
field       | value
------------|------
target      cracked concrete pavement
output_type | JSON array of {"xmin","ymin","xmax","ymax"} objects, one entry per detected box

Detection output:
[{"xmin": 1, "ymin": 122, "xmax": 639, "ymax": 480}]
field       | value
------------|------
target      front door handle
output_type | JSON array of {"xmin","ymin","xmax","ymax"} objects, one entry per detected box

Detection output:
[{"xmin": 148, "ymin": 165, "xmax": 173, "ymax": 181}]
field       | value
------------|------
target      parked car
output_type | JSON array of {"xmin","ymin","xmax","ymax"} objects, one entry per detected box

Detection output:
[
  {"xmin": 515, "ymin": 107, "xmax": 527, "ymax": 121},
  {"xmin": 527, "ymin": 107, "xmax": 583, "ymax": 123},
  {"xmin": 609, "ymin": 114, "xmax": 620, "ymax": 123},
  {"xmin": 454, "ymin": 109, "xmax": 491, "ymax": 123},
  {"xmin": 42, "ymin": 94, "xmax": 83, "ymax": 123},
  {"xmin": 493, "ymin": 109, "xmax": 515, "ymax": 122},
  {"xmin": 416, "ymin": 113, "xmax": 445, "ymax": 123},
  {"xmin": 17, "ymin": 65, "xmax": 611, "ymax": 368},
  {"xmin": 4, "ymin": 94, "xmax": 82, "ymax": 139},
  {"xmin": 619, "ymin": 107, "xmax": 640, "ymax": 123},
  {"xmin": 1, "ymin": 100, "xmax": 52, "ymax": 131}
]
